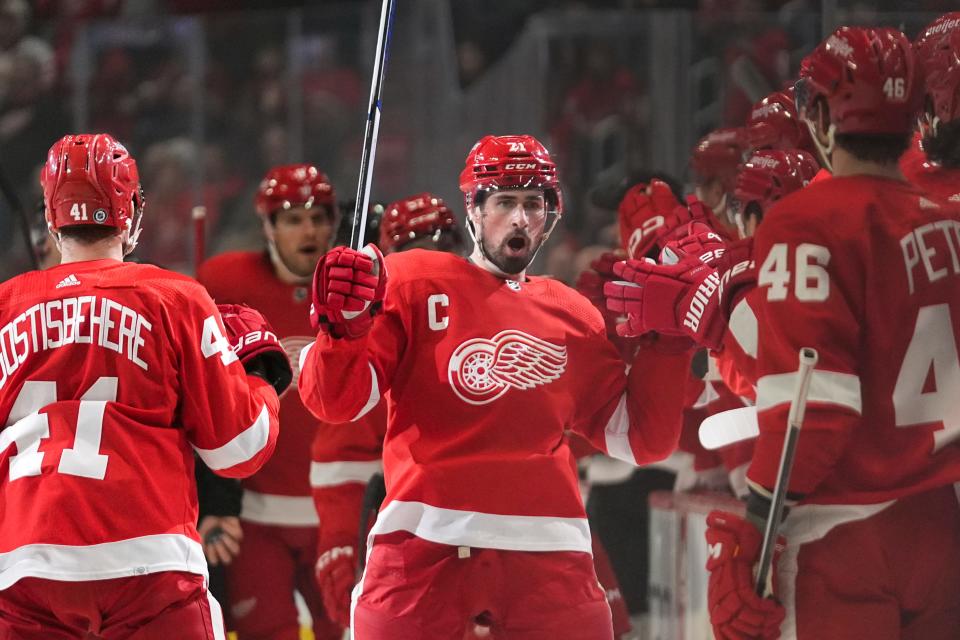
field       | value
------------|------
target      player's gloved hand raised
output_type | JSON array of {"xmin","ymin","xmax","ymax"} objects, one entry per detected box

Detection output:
[
  {"xmin": 575, "ymin": 251, "xmax": 623, "ymax": 334},
  {"xmin": 315, "ymin": 542, "xmax": 357, "ymax": 629},
  {"xmin": 655, "ymin": 195, "xmax": 719, "ymax": 247},
  {"xmin": 705, "ymin": 511, "xmax": 785, "ymax": 640},
  {"xmin": 604, "ymin": 258, "xmax": 724, "ymax": 350},
  {"xmin": 311, "ymin": 244, "xmax": 387, "ymax": 339},
  {"xmin": 660, "ymin": 222, "xmax": 726, "ymax": 266},
  {"xmin": 619, "ymin": 179, "xmax": 682, "ymax": 259},
  {"xmin": 218, "ymin": 303, "xmax": 293, "ymax": 395}
]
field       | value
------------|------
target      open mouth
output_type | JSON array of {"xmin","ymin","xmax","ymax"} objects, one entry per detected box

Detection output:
[
  {"xmin": 506, "ymin": 236, "xmax": 528, "ymax": 253},
  {"xmin": 298, "ymin": 244, "xmax": 319, "ymax": 255}
]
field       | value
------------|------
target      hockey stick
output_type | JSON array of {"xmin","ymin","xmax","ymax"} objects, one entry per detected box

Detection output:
[
  {"xmin": 754, "ymin": 347, "xmax": 818, "ymax": 596},
  {"xmin": 0, "ymin": 160, "xmax": 40, "ymax": 271},
  {"xmin": 699, "ymin": 406, "xmax": 758, "ymax": 450},
  {"xmin": 349, "ymin": 0, "xmax": 397, "ymax": 251}
]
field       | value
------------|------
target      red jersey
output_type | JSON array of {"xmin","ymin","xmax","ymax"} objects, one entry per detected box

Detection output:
[
  {"xmin": 309, "ymin": 401, "xmax": 386, "ymax": 548},
  {"xmin": 198, "ymin": 251, "xmax": 321, "ymax": 526},
  {"xmin": 748, "ymin": 176, "xmax": 960, "ymax": 505},
  {"xmin": 0, "ymin": 260, "xmax": 278, "ymax": 589},
  {"xmin": 299, "ymin": 250, "xmax": 691, "ymax": 553},
  {"xmin": 900, "ymin": 132, "xmax": 960, "ymax": 204}
]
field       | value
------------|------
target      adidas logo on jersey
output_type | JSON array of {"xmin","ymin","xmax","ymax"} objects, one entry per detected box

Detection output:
[{"xmin": 55, "ymin": 274, "xmax": 81, "ymax": 289}]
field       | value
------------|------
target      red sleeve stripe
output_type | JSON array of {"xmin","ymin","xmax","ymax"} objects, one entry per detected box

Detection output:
[
  {"xmin": 193, "ymin": 404, "xmax": 271, "ymax": 470},
  {"xmin": 756, "ymin": 370, "xmax": 861, "ymax": 414},
  {"xmin": 310, "ymin": 460, "xmax": 383, "ymax": 488}
]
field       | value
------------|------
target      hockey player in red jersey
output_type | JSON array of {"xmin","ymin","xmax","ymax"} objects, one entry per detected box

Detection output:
[
  {"xmin": 902, "ymin": 12, "xmax": 960, "ymax": 203},
  {"xmin": 689, "ymin": 127, "xmax": 749, "ymax": 235},
  {"xmin": 0, "ymin": 134, "xmax": 288, "ymax": 639},
  {"xmin": 299, "ymin": 134, "xmax": 692, "ymax": 638},
  {"xmin": 197, "ymin": 164, "xmax": 348, "ymax": 640}
]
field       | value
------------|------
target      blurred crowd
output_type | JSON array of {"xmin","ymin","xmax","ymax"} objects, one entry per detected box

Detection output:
[{"xmin": 1, "ymin": 0, "xmax": 957, "ymax": 278}]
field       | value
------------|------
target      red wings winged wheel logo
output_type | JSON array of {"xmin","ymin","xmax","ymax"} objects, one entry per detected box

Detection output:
[{"xmin": 447, "ymin": 330, "xmax": 568, "ymax": 405}]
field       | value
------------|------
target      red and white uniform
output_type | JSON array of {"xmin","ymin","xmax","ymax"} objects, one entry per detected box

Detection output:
[
  {"xmin": 0, "ymin": 260, "xmax": 279, "ymax": 637},
  {"xmin": 749, "ymin": 176, "xmax": 960, "ymax": 638},
  {"xmin": 300, "ymin": 250, "xmax": 690, "ymax": 637},
  {"xmin": 901, "ymin": 132, "xmax": 960, "ymax": 203},
  {"xmin": 309, "ymin": 401, "xmax": 386, "ymax": 555},
  {"xmin": 198, "ymin": 251, "xmax": 342, "ymax": 640}
]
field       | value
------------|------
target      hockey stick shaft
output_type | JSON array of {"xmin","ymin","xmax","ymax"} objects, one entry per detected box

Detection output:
[
  {"xmin": 755, "ymin": 347, "xmax": 818, "ymax": 596},
  {"xmin": 0, "ymin": 161, "xmax": 39, "ymax": 271},
  {"xmin": 350, "ymin": 0, "xmax": 397, "ymax": 250}
]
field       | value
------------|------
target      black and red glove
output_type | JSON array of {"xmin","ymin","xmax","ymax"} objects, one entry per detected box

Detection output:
[
  {"xmin": 315, "ymin": 541, "xmax": 357, "ymax": 629},
  {"xmin": 218, "ymin": 303, "xmax": 293, "ymax": 395},
  {"xmin": 705, "ymin": 511, "xmax": 785, "ymax": 640},
  {"xmin": 604, "ymin": 257, "xmax": 725, "ymax": 350},
  {"xmin": 310, "ymin": 244, "xmax": 387, "ymax": 339}
]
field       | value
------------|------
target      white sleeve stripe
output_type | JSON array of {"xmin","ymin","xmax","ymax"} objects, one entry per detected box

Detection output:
[
  {"xmin": 757, "ymin": 369, "xmax": 861, "ymax": 414},
  {"xmin": 729, "ymin": 298, "xmax": 758, "ymax": 358},
  {"xmin": 298, "ymin": 340, "xmax": 316, "ymax": 373},
  {"xmin": 351, "ymin": 362, "xmax": 380, "ymax": 422},
  {"xmin": 310, "ymin": 460, "xmax": 383, "ymax": 487},
  {"xmin": 193, "ymin": 404, "xmax": 271, "ymax": 470},
  {"xmin": 603, "ymin": 394, "xmax": 636, "ymax": 465}
]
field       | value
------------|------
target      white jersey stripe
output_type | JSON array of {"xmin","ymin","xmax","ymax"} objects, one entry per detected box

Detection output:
[
  {"xmin": 372, "ymin": 499, "xmax": 592, "ymax": 554},
  {"xmin": 603, "ymin": 394, "xmax": 636, "ymax": 465},
  {"xmin": 193, "ymin": 404, "xmax": 271, "ymax": 471},
  {"xmin": 0, "ymin": 534, "xmax": 207, "ymax": 590},
  {"xmin": 757, "ymin": 369, "xmax": 862, "ymax": 414},
  {"xmin": 310, "ymin": 460, "xmax": 382, "ymax": 488}
]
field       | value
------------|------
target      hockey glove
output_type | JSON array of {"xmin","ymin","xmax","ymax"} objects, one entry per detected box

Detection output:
[
  {"xmin": 218, "ymin": 303, "xmax": 293, "ymax": 395},
  {"xmin": 655, "ymin": 195, "xmax": 718, "ymax": 247},
  {"xmin": 575, "ymin": 251, "xmax": 624, "ymax": 334},
  {"xmin": 712, "ymin": 237, "xmax": 757, "ymax": 319},
  {"xmin": 705, "ymin": 511, "xmax": 785, "ymax": 640},
  {"xmin": 315, "ymin": 541, "xmax": 357, "ymax": 629},
  {"xmin": 618, "ymin": 179, "xmax": 682, "ymax": 259},
  {"xmin": 660, "ymin": 222, "xmax": 726, "ymax": 266},
  {"xmin": 311, "ymin": 244, "xmax": 387, "ymax": 339},
  {"xmin": 604, "ymin": 258, "xmax": 725, "ymax": 350}
]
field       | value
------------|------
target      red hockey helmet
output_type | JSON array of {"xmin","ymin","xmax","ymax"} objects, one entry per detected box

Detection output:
[
  {"xmin": 689, "ymin": 128, "xmax": 748, "ymax": 192},
  {"xmin": 458, "ymin": 134, "xmax": 562, "ymax": 218},
  {"xmin": 795, "ymin": 26, "xmax": 922, "ymax": 135},
  {"xmin": 745, "ymin": 89, "xmax": 815, "ymax": 153},
  {"xmin": 41, "ymin": 134, "xmax": 143, "ymax": 247},
  {"xmin": 735, "ymin": 149, "xmax": 819, "ymax": 218},
  {"xmin": 255, "ymin": 164, "xmax": 337, "ymax": 219},
  {"xmin": 914, "ymin": 13, "xmax": 960, "ymax": 126},
  {"xmin": 379, "ymin": 192, "xmax": 461, "ymax": 253}
]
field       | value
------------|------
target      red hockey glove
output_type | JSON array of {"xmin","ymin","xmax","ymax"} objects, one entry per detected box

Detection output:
[
  {"xmin": 705, "ymin": 511, "xmax": 785, "ymax": 640},
  {"xmin": 618, "ymin": 179, "xmax": 681, "ymax": 259},
  {"xmin": 315, "ymin": 542, "xmax": 357, "ymax": 629},
  {"xmin": 218, "ymin": 303, "xmax": 293, "ymax": 395},
  {"xmin": 713, "ymin": 237, "xmax": 757, "ymax": 318},
  {"xmin": 655, "ymin": 195, "xmax": 718, "ymax": 247},
  {"xmin": 604, "ymin": 258, "xmax": 725, "ymax": 350},
  {"xmin": 660, "ymin": 222, "xmax": 726, "ymax": 266},
  {"xmin": 310, "ymin": 244, "xmax": 387, "ymax": 339},
  {"xmin": 575, "ymin": 251, "xmax": 624, "ymax": 334}
]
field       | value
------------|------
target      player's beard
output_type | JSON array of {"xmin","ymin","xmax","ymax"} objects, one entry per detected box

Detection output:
[{"xmin": 485, "ymin": 229, "xmax": 535, "ymax": 276}]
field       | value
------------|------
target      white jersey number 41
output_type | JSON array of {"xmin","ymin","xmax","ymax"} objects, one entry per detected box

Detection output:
[{"xmin": 1, "ymin": 377, "xmax": 117, "ymax": 481}]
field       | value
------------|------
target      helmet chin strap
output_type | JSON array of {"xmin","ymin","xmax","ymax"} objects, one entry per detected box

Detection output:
[
  {"xmin": 804, "ymin": 117, "xmax": 835, "ymax": 173},
  {"xmin": 265, "ymin": 237, "xmax": 311, "ymax": 284}
]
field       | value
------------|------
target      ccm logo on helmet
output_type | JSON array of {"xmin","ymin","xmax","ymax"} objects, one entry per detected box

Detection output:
[{"xmin": 504, "ymin": 163, "xmax": 539, "ymax": 171}]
